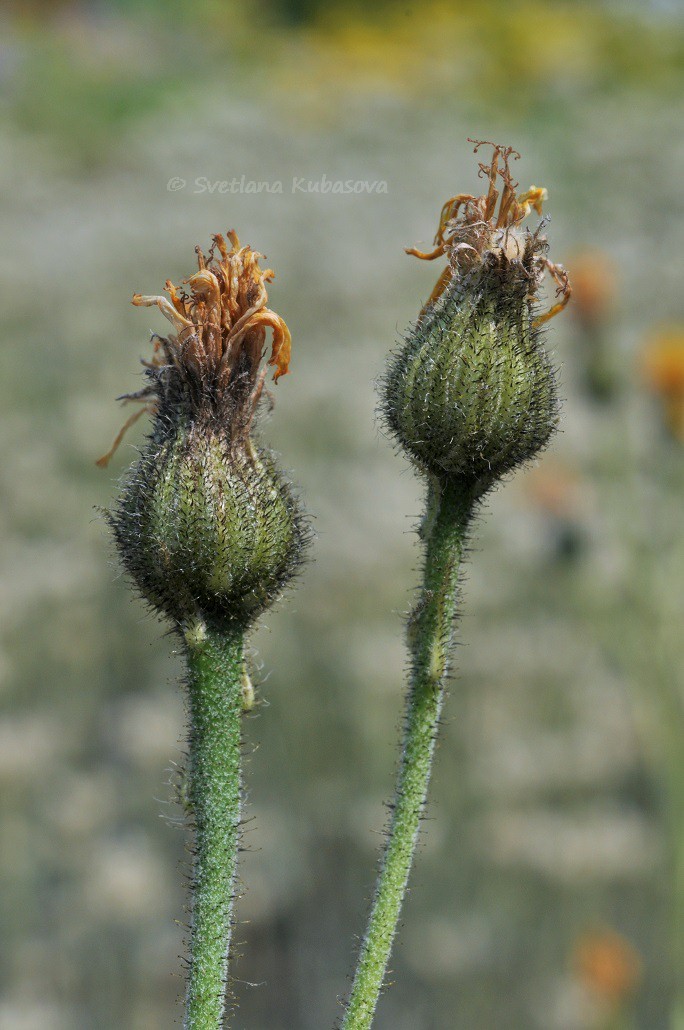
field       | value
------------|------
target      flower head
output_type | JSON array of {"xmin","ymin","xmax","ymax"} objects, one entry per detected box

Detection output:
[
  {"xmin": 102, "ymin": 231, "xmax": 307, "ymax": 633},
  {"xmin": 383, "ymin": 141, "xmax": 569, "ymax": 492}
]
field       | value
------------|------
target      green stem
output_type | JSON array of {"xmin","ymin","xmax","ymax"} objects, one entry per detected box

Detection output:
[
  {"xmin": 343, "ymin": 477, "xmax": 473, "ymax": 1029},
  {"xmin": 184, "ymin": 625, "xmax": 245, "ymax": 1030}
]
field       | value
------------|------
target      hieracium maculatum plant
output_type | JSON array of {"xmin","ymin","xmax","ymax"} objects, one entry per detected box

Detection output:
[
  {"xmin": 342, "ymin": 141, "xmax": 572, "ymax": 1029},
  {"xmin": 99, "ymin": 231, "xmax": 308, "ymax": 1029}
]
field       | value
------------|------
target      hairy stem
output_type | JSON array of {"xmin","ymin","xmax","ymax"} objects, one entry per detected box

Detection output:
[
  {"xmin": 184, "ymin": 626, "xmax": 245, "ymax": 1030},
  {"xmin": 342, "ymin": 477, "xmax": 473, "ymax": 1029}
]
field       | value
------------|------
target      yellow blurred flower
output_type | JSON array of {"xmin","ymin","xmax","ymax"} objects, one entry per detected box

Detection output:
[{"xmin": 273, "ymin": 0, "xmax": 649, "ymax": 112}]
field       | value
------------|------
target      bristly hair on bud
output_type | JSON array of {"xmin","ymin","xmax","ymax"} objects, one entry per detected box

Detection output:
[
  {"xmin": 383, "ymin": 140, "xmax": 571, "ymax": 496},
  {"xmin": 100, "ymin": 230, "xmax": 308, "ymax": 634}
]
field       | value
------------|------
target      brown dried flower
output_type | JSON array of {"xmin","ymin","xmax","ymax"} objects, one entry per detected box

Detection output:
[
  {"xmin": 97, "ymin": 230, "xmax": 291, "ymax": 466},
  {"xmin": 406, "ymin": 139, "xmax": 571, "ymax": 326}
]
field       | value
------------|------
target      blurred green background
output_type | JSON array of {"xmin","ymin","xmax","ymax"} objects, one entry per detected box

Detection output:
[{"xmin": 2, "ymin": 1, "xmax": 684, "ymax": 1027}]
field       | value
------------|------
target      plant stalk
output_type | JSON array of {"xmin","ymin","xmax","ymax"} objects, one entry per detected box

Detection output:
[
  {"xmin": 184, "ymin": 626, "xmax": 245, "ymax": 1030},
  {"xmin": 342, "ymin": 476, "xmax": 473, "ymax": 1029}
]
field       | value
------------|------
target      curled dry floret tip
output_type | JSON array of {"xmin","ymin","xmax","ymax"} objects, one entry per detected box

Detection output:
[
  {"xmin": 97, "ymin": 229, "xmax": 292, "ymax": 467},
  {"xmin": 406, "ymin": 139, "xmax": 571, "ymax": 322}
]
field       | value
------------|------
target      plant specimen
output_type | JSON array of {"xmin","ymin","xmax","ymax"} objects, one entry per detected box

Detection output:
[
  {"xmin": 342, "ymin": 140, "xmax": 571, "ymax": 1028},
  {"xmin": 98, "ymin": 142, "xmax": 571, "ymax": 1029},
  {"xmin": 99, "ymin": 231, "xmax": 308, "ymax": 1029}
]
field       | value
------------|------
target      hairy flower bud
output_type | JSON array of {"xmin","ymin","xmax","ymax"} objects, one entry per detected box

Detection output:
[
  {"xmin": 112, "ymin": 426, "xmax": 304, "ymax": 630},
  {"xmin": 101, "ymin": 230, "xmax": 307, "ymax": 632},
  {"xmin": 383, "ymin": 141, "xmax": 571, "ymax": 494}
]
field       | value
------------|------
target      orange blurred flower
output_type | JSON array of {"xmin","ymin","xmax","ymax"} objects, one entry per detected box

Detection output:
[
  {"xmin": 572, "ymin": 928, "xmax": 642, "ymax": 1006},
  {"xmin": 525, "ymin": 461, "xmax": 581, "ymax": 520},
  {"xmin": 568, "ymin": 249, "xmax": 617, "ymax": 328},
  {"xmin": 641, "ymin": 327, "xmax": 684, "ymax": 439}
]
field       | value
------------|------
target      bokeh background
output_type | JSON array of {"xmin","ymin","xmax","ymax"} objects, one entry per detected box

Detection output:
[{"xmin": 2, "ymin": 1, "xmax": 684, "ymax": 1027}]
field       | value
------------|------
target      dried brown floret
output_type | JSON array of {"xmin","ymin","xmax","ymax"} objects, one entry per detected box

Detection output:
[
  {"xmin": 406, "ymin": 140, "xmax": 571, "ymax": 325},
  {"xmin": 97, "ymin": 230, "xmax": 291, "ymax": 467}
]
